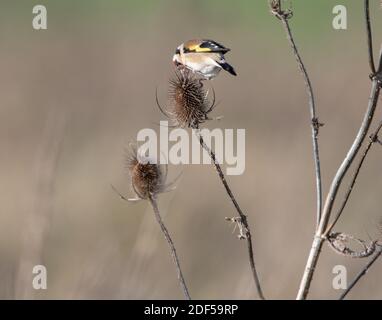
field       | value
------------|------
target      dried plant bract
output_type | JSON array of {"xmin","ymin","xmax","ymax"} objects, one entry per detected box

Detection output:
[
  {"xmin": 120, "ymin": 144, "xmax": 191, "ymax": 299},
  {"xmin": 126, "ymin": 145, "xmax": 166, "ymax": 200},
  {"xmin": 157, "ymin": 71, "xmax": 216, "ymax": 129}
]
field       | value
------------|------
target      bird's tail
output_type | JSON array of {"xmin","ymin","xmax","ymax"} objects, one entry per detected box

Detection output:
[{"xmin": 218, "ymin": 62, "xmax": 237, "ymax": 76}]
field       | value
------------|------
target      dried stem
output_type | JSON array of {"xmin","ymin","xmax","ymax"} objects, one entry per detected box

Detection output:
[
  {"xmin": 270, "ymin": 1, "xmax": 323, "ymax": 228},
  {"xmin": 268, "ymin": 0, "xmax": 382, "ymax": 299},
  {"xmin": 195, "ymin": 129, "xmax": 265, "ymax": 300},
  {"xmin": 365, "ymin": 0, "xmax": 376, "ymax": 75},
  {"xmin": 324, "ymin": 120, "xmax": 382, "ymax": 236},
  {"xmin": 297, "ymin": 75, "xmax": 381, "ymax": 300},
  {"xmin": 148, "ymin": 195, "xmax": 191, "ymax": 300},
  {"xmin": 327, "ymin": 232, "xmax": 378, "ymax": 258},
  {"xmin": 294, "ymin": 0, "xmax": 382, "ymax": 299},
  {"xmin": 339, "ymin": 245, "xmax": 382, "ymax": 300}
]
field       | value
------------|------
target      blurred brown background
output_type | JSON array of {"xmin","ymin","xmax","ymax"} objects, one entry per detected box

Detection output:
[{"xmin": 1, "ymin": 0, "xmax": 382, "ymax": 299}]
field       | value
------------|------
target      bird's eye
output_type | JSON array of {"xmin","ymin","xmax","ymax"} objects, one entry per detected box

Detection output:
[{"xmin": 175, "ymin": 49, "xmax": 180, "ymax": 55}]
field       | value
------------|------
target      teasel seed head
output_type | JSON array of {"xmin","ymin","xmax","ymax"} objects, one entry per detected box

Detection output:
[
  {"xmin": 156, "ymin": 71, "xmax": 216, "ymax": 129},
  {"xmin": 126, "ymin": 144, "xmax": 167, "ymax": 200}
]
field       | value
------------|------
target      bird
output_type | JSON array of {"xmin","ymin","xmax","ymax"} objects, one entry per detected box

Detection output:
[{"xmin": 172, "ymin": 39, "xmax": 237, "ymax": 80}]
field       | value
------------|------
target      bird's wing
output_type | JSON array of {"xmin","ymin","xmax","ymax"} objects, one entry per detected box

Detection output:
[{"xmin": 184, "ymin": 39, "xmax": 230, "ymax": 54}]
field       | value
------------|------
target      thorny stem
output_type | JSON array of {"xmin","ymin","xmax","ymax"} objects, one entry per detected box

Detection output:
[
  {"xmin": 148, "ymin": 195, "xmax": 191, "ymax": 300},
  {"xmin": 195, "ymin": 129, "xmax": 265, "ymax": 300},
  {"xmin": 272, "ymin": 2, "xmax": 323, "ymax": 229},
  {"xmin": 324, "ymin": 120, "xmax": 382, "ymax": 236},
  {"xmin": 339, "ymin": 245, "xmax": 382, "ymax": 300}
]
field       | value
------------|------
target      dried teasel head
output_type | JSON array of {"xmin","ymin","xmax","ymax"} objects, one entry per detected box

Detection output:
[
  {"xmin": 125, "ymin": 145, "xmax": 167, "ymax": 200},
  {"xmin": 156, "ymin": 71, "xmax": 216, "ymax": 129}
]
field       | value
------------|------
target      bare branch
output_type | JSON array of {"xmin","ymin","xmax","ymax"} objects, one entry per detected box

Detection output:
[
  {"xmin": 327, "ymin": 232, "xmax": 378, "ymax": 258},
  {"xmin": 195, "ymin": 129, "xmax": 265, "ymax": 300},
  {"xmin": 270, "ymin": 0, "xmax": 323, "ymax": 228},
  {"xmin": 297, "ymin": 70, "xmax": 381, "ymax": 300},
  {"xmin": 148, "ymin": 195, "xmax": 191, "ymax": 300},
  {"xmin": 294, "ymin": 2, "xmax": 382, "ymax": 299},
  {"xmin": 339, "ymin": 245, "xmax": 382, "ymax": 300},
  {"xmin": 324, "ymin": 121, "xmax": 382, "ymax": 236},
  {"xmin": 365, "ymin": 0, "xmax": 376, "ymax": 75}
]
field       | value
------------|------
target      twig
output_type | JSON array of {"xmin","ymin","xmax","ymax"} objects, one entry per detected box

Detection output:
[
  {"xmin": 195, "ymin": 130, "xmax": 265, "ymax": 300},
  {"xmin": 327, "ymin": 232, "xmax": 378, "ymax": 258},
  {"xmin": 297, "ymin": 72, "xmax": 381, "ymax": 300},
  {"xmin": 339, "ymin": 245, "xmax": 382, "ymax": 300},
  {"xmin": 148, "ymin": 195, "xmax": 191, "ymax": 300},
  {"xmin": 379, "ymin": 46, "xmax": 382, "ymax": 74},
  {"xmin": 324, "ymin": 121, "xmax": 382, "ymax": 236},
  {"xmin": 294, "ymin": 1, "xmax": 382, "ymax": 298},
  {"xmin": 365, "ymin": 0, "xmax": 376, "ymax": 75},
  {"xmin": 270, "ymin": 0, "xmax": 323, "ymax": 228}
]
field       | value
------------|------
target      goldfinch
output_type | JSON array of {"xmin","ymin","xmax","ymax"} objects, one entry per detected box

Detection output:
[{"xmin": 172, "ymin": 39, "xmax": 237, "ymax": 80}]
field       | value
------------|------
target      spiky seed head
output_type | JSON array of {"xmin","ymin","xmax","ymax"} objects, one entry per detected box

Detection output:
[
  {"xmin": 168, "ymin": 71, "xmax": 211, "ymax": 129},
  {"xmin": 126, "ymin": 145, "xmax": 165, "ymax": 200}
]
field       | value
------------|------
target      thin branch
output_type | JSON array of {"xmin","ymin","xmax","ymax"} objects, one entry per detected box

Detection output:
[
  {"xmin": 339, "ymin": 245, "xmax": 382, "ymax": 300},
  {"xmin": 327, "ymin": 232, "xmax": 378, "ymax": 258},
  {"xmin": 295, "ymin": 0, "xmax": 382, "ymax": 297},
  {"xmin": 297, "ymin": 75, "xmax": 381, "ymax": 300},
  {"xmin": 148, "ymin": 195, "xmax": 191, "ymax": 300},
  {"xmin": 195, "ymin": 130, "xmax": 265, "ymax": 300},
  {"xmin": 365, "ymin": 0, "xmax": 376, "ymax": 75},
  {"xmin": 324, "ymin": 120, "xmax": 382, "ymax": 236},
  {"xmin": 270, "ymin": 1, "xmax": 323, "ymax": 229}
]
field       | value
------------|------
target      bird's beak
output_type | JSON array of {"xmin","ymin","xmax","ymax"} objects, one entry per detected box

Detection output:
[{"xmin": 172, "ymin": 55, "xmax": 181, "ymax": 67}]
